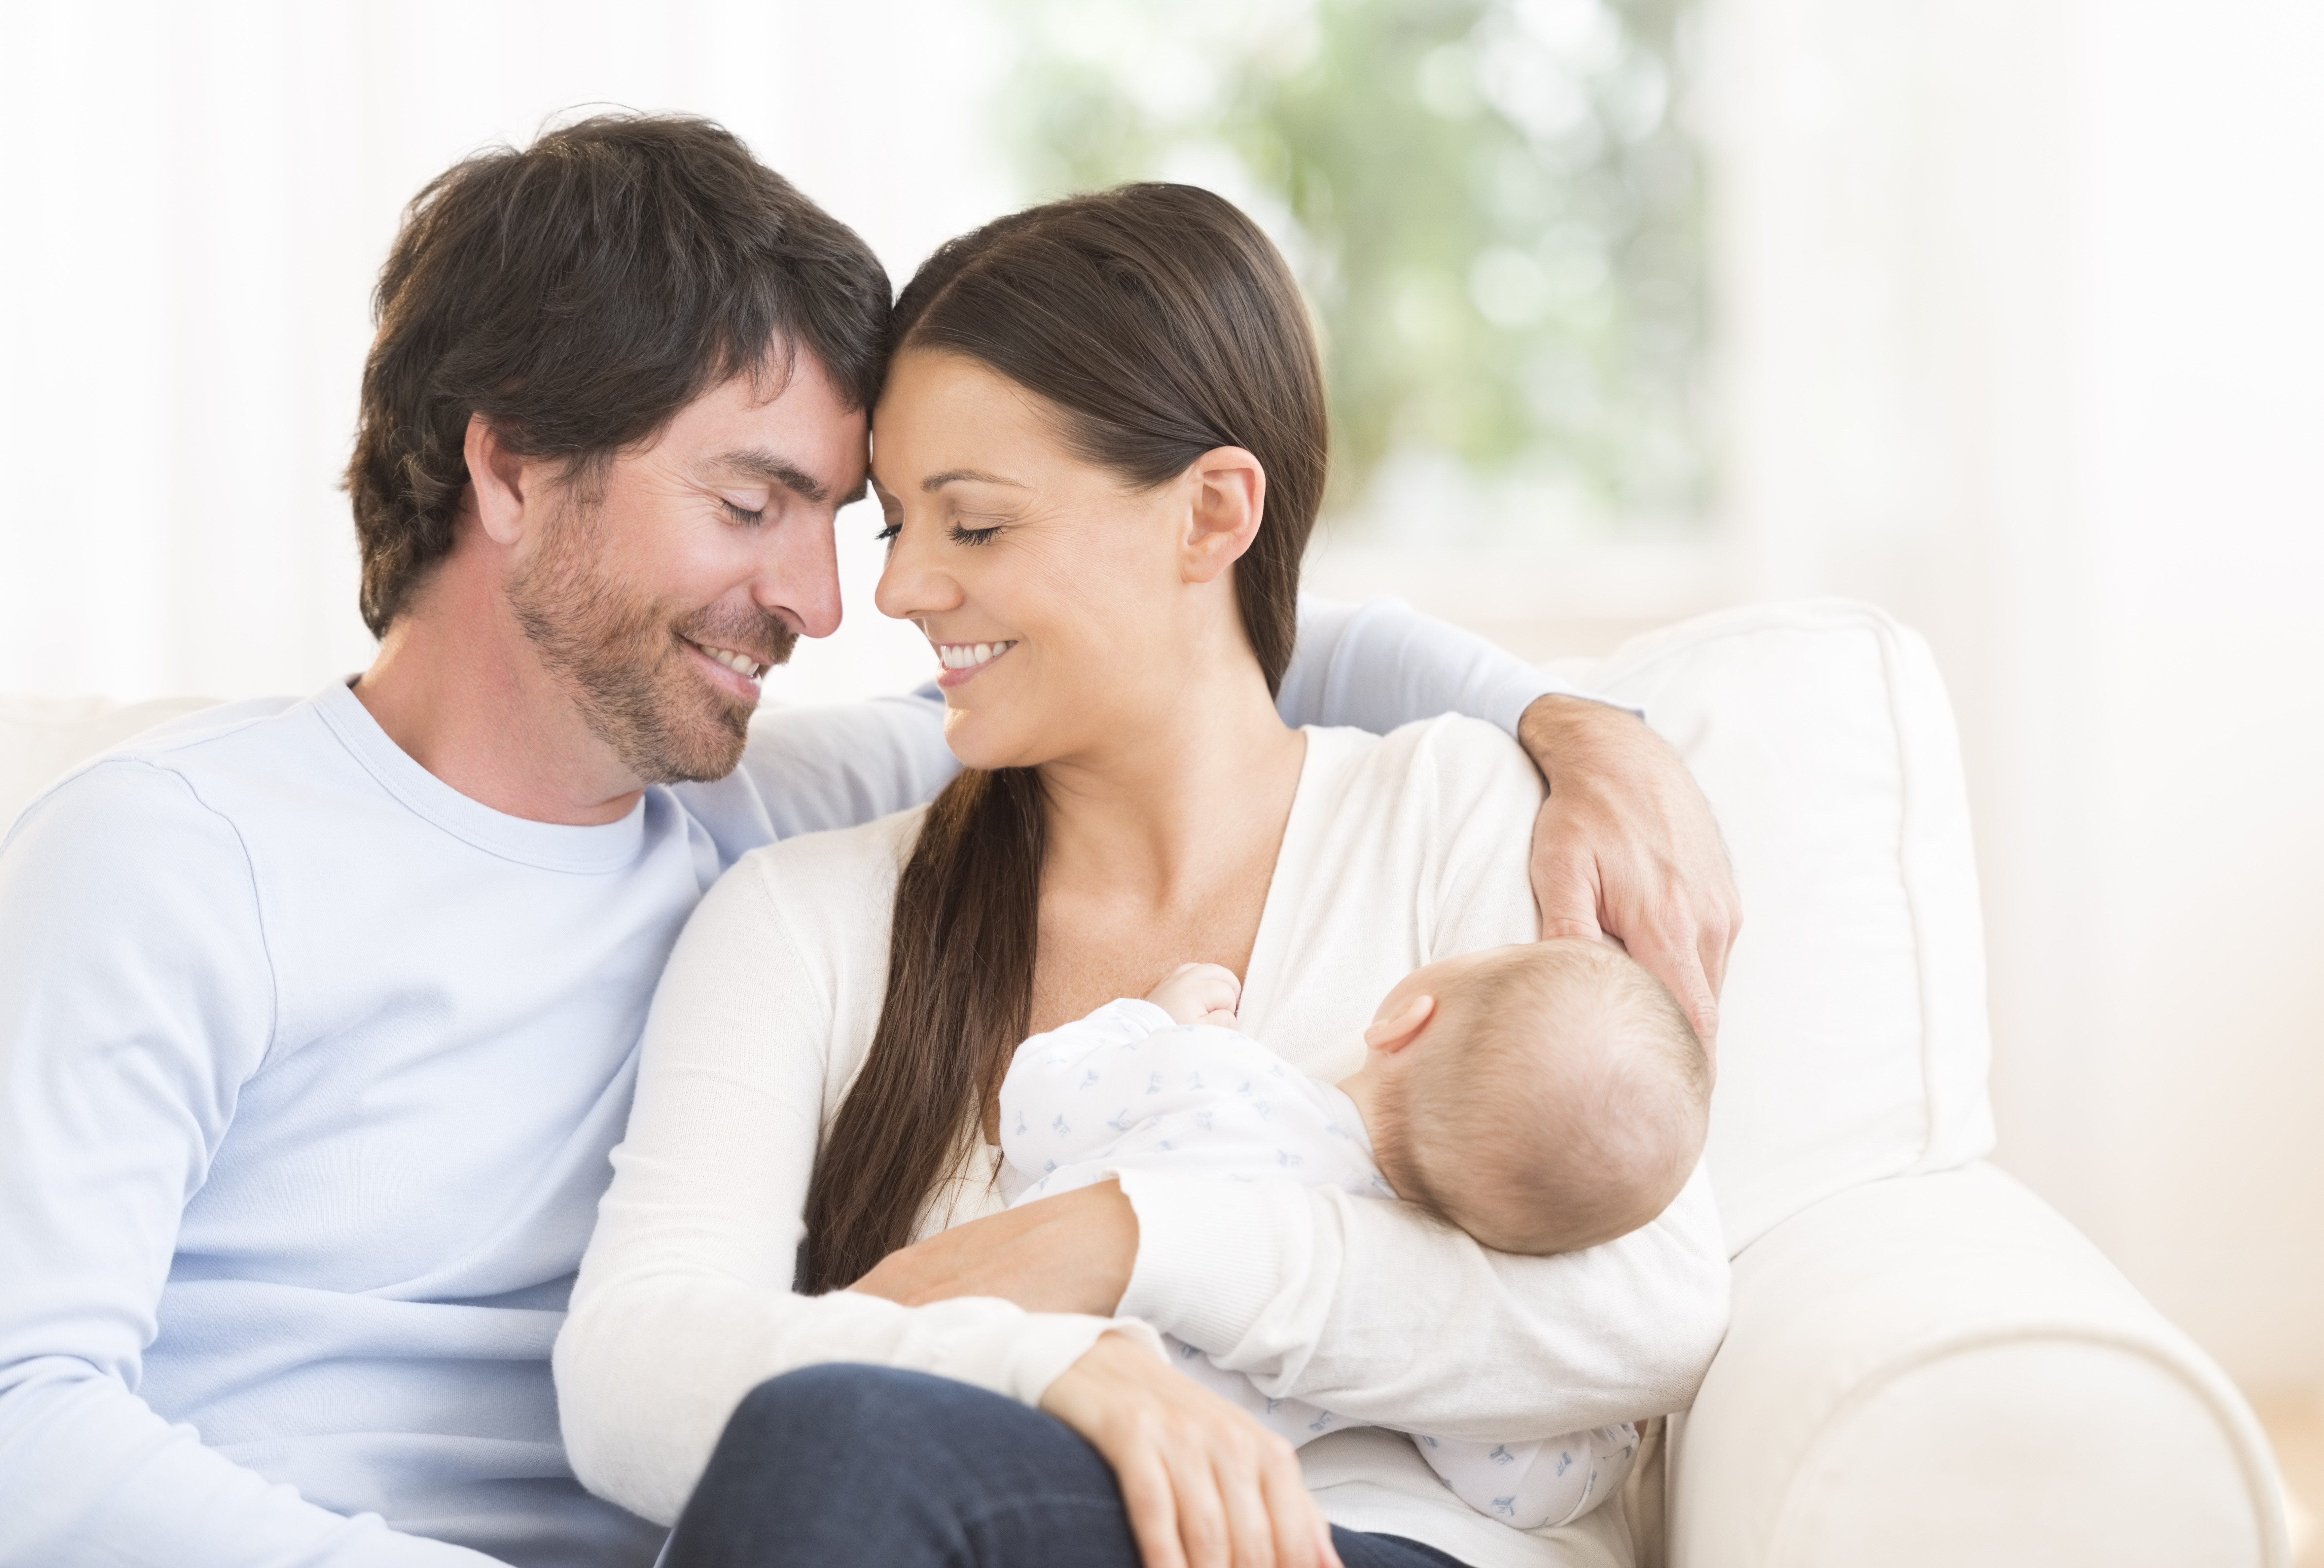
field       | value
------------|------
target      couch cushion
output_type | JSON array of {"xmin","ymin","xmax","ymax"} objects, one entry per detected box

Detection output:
[
  {"xmin": 1, "ymin": 696, "xmax": 225, "ymax": 836},
  {"xmin": 1564, "ymin": 599, "xmax": 1997, "ymax": 1252}
]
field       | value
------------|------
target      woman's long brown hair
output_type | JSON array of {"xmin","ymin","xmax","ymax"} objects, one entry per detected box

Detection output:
[{"xmin": 801, "ymin": 184, "xmax": 1328, "ymax": 1292}]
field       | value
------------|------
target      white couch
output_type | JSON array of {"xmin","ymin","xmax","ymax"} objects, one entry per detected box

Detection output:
[{"xmin": 0, "ymin": 600, "xmax": 2290, "ymax": 1565}]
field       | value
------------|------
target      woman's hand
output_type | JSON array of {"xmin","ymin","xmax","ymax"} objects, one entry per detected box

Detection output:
[
  {"xmin": 850, "ymin": 1179, "xmax": 1139, "ymax": 1315},
  {"xmin": 1041, "ymin": 1331, "xmax": 1343, "ymax": 1568}
]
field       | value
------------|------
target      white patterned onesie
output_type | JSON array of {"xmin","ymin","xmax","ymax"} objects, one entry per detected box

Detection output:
[{"xmin": 999, "ymin": 997, "xmax": 1638, "ymax": 1531}]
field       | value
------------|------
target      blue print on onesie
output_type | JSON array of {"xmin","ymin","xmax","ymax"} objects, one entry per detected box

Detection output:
[{"xmin": 996, "ymin": 997, "xmax": 1639, "ymax": 1532}]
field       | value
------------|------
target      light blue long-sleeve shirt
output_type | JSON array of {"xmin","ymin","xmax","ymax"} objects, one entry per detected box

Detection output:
[{"xmin": 0, "ymin": 598, "xmax": 1568, "ymax": 1568}]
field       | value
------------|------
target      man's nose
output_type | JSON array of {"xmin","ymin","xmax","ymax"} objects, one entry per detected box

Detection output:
[{"xmin": 753, "ymin": 510, "xmax": 842, "ymax": 639}]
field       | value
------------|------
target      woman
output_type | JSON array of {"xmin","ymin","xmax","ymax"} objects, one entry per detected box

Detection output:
[{"xmin": 555, "ymin": 184, "xmax": 1727, "ymax": 1568}]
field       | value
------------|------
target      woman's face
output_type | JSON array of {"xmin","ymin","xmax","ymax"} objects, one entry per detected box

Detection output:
[{"xmin": 870, "ymin": 350, "xmax": 1250, "ymax": 772}]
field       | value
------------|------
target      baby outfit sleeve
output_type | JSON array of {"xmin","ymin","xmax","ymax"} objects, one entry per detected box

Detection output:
[{"xmin": 997, "ymin": 998, "xmax": 1179, "ymax": 1187}]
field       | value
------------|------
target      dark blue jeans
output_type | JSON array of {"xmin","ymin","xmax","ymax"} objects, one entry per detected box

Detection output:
[{"xmin": 661, "ymin": 1365, "xmax": 1472, "ymax": 1568}]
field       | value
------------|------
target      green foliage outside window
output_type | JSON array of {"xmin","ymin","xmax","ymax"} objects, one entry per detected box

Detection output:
[{"xmin": 991, "ymin": 0, "xmax": 1708, "ymax": 535}]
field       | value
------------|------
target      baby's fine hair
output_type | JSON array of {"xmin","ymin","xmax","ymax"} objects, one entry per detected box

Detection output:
[{"xmin": 1374, "ymin": 938, "xmax": 1710, "ymax": 1255}]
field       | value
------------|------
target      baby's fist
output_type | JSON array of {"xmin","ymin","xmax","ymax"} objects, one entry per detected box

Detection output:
[{"xmin": 1146, "ymin": 962, "xmax": 1242, "ymax": 1028}]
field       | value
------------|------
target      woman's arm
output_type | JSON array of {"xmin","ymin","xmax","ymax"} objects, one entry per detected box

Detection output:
[
  {"xmin": 1134, "ymin": 716, "xmax": 1729, "ymax": 1434},
  {"xmin": 1120, "ymin": 1161, "xmax": 1729, "ymax": 1437},
  {"xmin": 867, "ymin": 718, "xmax": 1732, "ymax": 1436},
  {"xmin": 553, "ymin": 835, "xmax": 1147, "ymax": 1526}
]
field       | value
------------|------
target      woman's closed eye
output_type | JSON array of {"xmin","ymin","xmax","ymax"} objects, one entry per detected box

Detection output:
[{"xmin": 874, "ymin": 517, "xmax": 1005, "ymax": 546}]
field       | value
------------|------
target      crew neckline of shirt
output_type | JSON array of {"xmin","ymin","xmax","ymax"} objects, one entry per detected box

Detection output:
[
  {"xmin": 311, "ymin": 679, "xmax": 651, "ymax": 875},
  {"xmin": 1233, "ymin": 724, "xmax": 1374, "ymax": 1037}
]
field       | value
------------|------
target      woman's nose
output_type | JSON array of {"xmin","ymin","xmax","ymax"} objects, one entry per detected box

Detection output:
[{"xmin": 873, "ymin": 523, "xmax": 961, "ymax": 623}]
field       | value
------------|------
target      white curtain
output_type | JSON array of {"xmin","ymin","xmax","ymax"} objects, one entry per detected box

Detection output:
[{"xmin": 0, "ymin": 0, "xmax": 1009, "ymax": 706}]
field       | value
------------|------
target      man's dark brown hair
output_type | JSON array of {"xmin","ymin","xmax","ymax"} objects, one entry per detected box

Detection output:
[{"xmin": 344, "ymin": 113, "xmax": 891, "ymax": 637}]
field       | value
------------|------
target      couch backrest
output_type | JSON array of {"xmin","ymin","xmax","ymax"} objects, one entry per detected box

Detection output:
[
  {"xmin": 1570, "ymin": 600, "xmax": 1997, "ymax": 1253},
  {"xmin": 1, "ymin": 695, "xmax": 224, "ymax": 837},
  {"xmin": 2, "ymin": 600, "xmax": 1995, "ymax": 1255}
]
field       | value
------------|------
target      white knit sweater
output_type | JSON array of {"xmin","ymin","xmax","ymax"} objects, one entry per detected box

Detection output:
[{"xmin": 555, "ymin": 716, "xmax": 1728, "ymax": 1568}]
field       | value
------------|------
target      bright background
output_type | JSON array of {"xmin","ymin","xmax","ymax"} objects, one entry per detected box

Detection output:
[{"xmin": 4, "ymin": 0, "xmax": 2321, "ymax": 1526}]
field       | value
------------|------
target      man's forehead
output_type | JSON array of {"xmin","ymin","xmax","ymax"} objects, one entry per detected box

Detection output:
[{"xmin": 663, "ymin": 360, "xmax": 869, "ymax": 499}]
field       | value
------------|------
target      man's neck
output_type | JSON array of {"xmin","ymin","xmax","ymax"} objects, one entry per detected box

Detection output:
[{"xmin": 353, "ymin": 561, "xmax": 646, "ymax": 827}]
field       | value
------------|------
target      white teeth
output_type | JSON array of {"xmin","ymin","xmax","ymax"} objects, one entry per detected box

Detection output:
[
  {"xmin": 936, "ymin": 640, "xmax": 1014, "ymax": 671},
  {"xmin": 697, "ymin": 643, "xmax": 763, "ymax": 680}
]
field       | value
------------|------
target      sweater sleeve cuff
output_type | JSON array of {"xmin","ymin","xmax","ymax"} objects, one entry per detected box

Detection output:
[
  {"xmin": 1115, "ymin": 1169, "xmax": 1297, "ymax": 1354},
  {"xmin": 1001, "ymin": 1314, "xmax": 1169, "ymax": 1407}
]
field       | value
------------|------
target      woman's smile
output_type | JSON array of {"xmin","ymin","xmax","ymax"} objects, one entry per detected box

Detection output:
[{"xmin": 931, "ymin": 637, "xmax": 1018, "ymax": 687}]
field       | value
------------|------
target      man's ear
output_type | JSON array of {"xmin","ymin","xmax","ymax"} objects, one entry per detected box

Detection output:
[
  {"xmin": 1362, "ymin": 994, "xmax": 1436, "ymax": 1055},
  {"xmin": 463, "ymin": 413, "xmax": 535, "ymax": 548},
  {"xmin": 1181, "ymin": 446, "xmax": 1266, "ymax": 585}
]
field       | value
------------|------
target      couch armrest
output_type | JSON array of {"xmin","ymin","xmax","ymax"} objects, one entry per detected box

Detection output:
[{"xmin": 1670, "ymin": 1163, "xmax": 2287, "ymax": 1568}]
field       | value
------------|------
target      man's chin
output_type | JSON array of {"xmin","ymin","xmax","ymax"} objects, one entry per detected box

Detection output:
[
  {"xmin": 583, "ymin": 674, "xmax": 756, "ymax": 787},
  {"xmin": 634, "ymin": 707, "xmax": 753, "ymax": 785}
]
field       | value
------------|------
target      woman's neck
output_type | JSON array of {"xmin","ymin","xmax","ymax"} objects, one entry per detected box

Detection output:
[{"xmin": 1035, "ymin": 659, "xmax": 1306, "ymax": 917}]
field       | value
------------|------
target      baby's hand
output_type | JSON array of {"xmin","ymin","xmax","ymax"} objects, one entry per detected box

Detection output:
[{"xmin": 1146, "ymin": 962, "xmax": 1243, "ymax": 1029}]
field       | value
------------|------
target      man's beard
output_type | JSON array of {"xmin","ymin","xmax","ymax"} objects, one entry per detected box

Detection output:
[{"xmin": 507, "ymin": 498, "xmax": 798, "ymax": 785}]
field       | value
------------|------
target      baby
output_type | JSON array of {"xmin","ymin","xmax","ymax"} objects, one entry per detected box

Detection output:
[{"xmin": 998, "ymin": 936, "xmax": 1710, "ymax": 1532}]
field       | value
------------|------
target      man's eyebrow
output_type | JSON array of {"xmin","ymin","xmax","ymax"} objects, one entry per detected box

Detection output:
[
  {"xmin": 713, "ymin": 448, "xmax": 834, "ymax": 505},
  {"xmin": 922, "ymin": 468, "xmax": 1027, "ymax": 493}
]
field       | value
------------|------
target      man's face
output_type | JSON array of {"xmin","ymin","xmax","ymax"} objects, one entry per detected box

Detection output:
[{"xmin": 507, "ymin": 351, "xmax": 866, "ymax": 785}]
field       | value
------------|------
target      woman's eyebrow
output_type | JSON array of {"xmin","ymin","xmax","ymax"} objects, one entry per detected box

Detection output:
[{"xmin": 922, "ymin": 468, "xmax": 1027, "ymax": 492}]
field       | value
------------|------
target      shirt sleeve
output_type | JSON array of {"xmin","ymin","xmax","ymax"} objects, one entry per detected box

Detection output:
[
  {"xmin": 1115, "ymin": 718, "xmax": 1730, "ymax": 1438},
  {"xmin": 554, "ymin": 843, "xmax": 1161, "ymax": 1528},
  {"xmin": 1277, "ymin": 595, "xmax": 1636, "ymax": 737},
  {"xmin": 729, "ymin": 595, "xmax": 1622, "ymax": 849},
  {"xmin": 0, "ymin": 764, "xmax": 496, "ymax": 1568},
  {"xmin": 728, "ymin": 690, "xmax": 962, "ymax": 840}
]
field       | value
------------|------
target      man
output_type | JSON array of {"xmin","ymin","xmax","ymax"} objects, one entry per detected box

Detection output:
[{"xmin": 0, "ymin": 115, "xmax": 1737, "ymax": 1567}]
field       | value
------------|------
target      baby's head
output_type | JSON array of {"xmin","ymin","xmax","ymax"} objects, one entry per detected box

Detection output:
[{"xmin": 1347, "ymin": 938, "xmax": 1710, "ymax": 1255}]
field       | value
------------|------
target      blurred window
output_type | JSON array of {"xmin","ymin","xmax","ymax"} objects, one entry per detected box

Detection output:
[{"xmin": 993, "ymin": 0, "xmax": 1707, "ymax": 540}]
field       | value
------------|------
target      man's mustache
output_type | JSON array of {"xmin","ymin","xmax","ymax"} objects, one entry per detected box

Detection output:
[{"xmin": 676, "ymin": 605, "xmax": 800, "ymax": 671}]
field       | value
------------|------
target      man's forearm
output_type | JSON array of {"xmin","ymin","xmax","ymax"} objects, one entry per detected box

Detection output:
[
  {"xmin": 1280, "ymin": 594, "xmax": 1619, "ymax": 737},
  {"xmin": 0, "ymin": 1372, "xmax": 491, "ymax": 1566}
]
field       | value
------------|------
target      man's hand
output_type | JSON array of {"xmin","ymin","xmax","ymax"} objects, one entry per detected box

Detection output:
[
  {"xmin": 849, "ymin": 1178, "xmax": 1138, "ymax": 1316},
  {"xmin": 1516, "ymin": 693, "xmax": 1741, "ymax": 1054}
]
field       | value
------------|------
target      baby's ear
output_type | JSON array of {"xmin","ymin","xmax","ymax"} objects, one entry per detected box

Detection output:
[{"xmin": 1362, "ymin": 994, "xmax": 1436, "ymax": 1055}]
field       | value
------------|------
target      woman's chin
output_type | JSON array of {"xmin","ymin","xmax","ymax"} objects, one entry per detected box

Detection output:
[{"xmin": 939, "ymin": 712, "xmax": 1033, "ymax": 774}]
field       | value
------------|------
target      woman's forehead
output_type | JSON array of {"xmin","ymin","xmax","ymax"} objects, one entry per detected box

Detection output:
[{"xmin": 871, "ymin": 354, "xmax": 1103, "ymax": 492}]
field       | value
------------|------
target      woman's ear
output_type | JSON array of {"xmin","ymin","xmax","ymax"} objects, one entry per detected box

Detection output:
[
  {"xmin": 463, "ymin": 413, "xmax": 536, "ymax": 548},
  {"xmin": 1180, "ymin": 446, "xmax": 1267, "ymax": 585}
]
